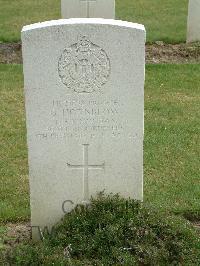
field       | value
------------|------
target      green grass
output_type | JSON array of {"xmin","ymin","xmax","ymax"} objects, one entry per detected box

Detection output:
[
  {"xmin": 0, "ymin": 65, "xmax": 29, "ymax": 223},
  {"xmin": 144, "ymin": 64, "xmax": 200, "ymax": 214},
  {"xmin": 0, "ymin": 0, "xmax": 188, "ymax": 43},
  {"xmin": 0, "ymin": 64, "xmax": 199, "ymax": 224},
  {"xmin": 117, "ymin": 0, "xmax": 188, "ymax": 43},
  {"xmin": 0, "ymin": 0, "xmax": 60, "ymax": 42}
]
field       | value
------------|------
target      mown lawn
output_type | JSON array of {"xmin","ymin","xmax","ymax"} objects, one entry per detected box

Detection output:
[
  {"xmin": 117, "ymin": 0, "xmax": 188, "ymax": 43},
  {"xmin": 0, "ymin": 65, "xmax": 29, "ymax": 223},
  {"xmin": 0, "ymin": 0, "xmax": 188, "ymax": 43},
  {"xmin": 145, "ymin": 64, "xmax": 200, "ymax": 214},
  {"xmin": 0, "ymin": 64, "xmax": 199, "ymax": 224}
]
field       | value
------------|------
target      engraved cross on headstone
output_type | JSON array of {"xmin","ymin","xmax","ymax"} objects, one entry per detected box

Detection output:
[
  {"xmin": 67, "ymin": 144, "xmax": 105, "ymax": 202},
  {"xmin": 80, "ymin": 0, "xmax": 97, "ymax": 18}
]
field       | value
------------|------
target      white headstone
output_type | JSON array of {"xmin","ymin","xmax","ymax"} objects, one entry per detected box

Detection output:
[
  {"xmin": 187, "ymin": 0, "xmax": 200, "ymax": 43},
  {"xmin": 21, "ymin": 18, "xmax": 145, "ymax": 240},
  {"xmin": 61, "ymin": 0, "xmax": 115, "ymax": 19}
]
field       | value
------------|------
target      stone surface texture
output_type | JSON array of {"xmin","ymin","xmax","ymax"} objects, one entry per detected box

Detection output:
[
  {"xmin": 22, "ymin": 18, "xmax": 145, "ymax": 240},
  {"xmin": 61, "ymin": 0, "xmax": 115, "ymax": 19},
  {"xmin": 187, "ymin": 0, "xmax": 200, "ymax": 43}
]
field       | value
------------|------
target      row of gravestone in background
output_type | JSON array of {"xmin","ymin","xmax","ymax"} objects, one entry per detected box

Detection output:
[
  {"xmin": 61, "ymin": 0, "xmax": 115, "ymax": 20},
  {"xmin": 61, "ymin": 0, "xmax": 200, "ymax": 43},
  {"xmin": 187, "ymin": 0, "xmax": 200, "ymax": 43}
]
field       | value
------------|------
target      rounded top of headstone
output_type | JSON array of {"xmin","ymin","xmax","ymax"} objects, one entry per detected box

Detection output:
[{"xmin": 22, "ymin": 18, "xmax": 145, "ymax": 33}]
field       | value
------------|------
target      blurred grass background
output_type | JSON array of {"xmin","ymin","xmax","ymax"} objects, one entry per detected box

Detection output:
[{"xmin": 0, "ymin": 0, "xmax": 188, "ymax": 43}]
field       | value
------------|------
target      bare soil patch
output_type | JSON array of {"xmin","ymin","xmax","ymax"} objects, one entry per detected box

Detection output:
[
  {"xmin": 146, "ymin": 42, "xmax": 200, "ymax": 64},
  {"xmin": 0, "ymin": 42, "xmax": 200, "ymax": 64},
  {"xmin": 2, "ymin": 223, "xmax": 31, "ymax": 249},
  {"xmin": 0, "ymin": 42, "xmax": 22, "ymax": 64}
]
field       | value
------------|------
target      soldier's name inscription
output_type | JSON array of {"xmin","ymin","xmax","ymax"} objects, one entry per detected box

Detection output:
[{"xmin": 35, "ymin": 97, "xmax": 128, "ymax": 140}]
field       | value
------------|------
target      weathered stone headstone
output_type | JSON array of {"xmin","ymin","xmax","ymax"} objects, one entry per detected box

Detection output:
[
  {"xmin": 22, "ymin": 18, "xmax": 145, "ymax": 240},
  {"xmin": 61, "ymin": 0, "xmax": 115, "ymax": 19},
  {"xmin": 187, "ymin": 0, "xmax": 200, "ymax": 43}
]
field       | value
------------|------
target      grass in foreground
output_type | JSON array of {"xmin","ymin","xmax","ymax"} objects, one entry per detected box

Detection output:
[
  {"xmin": 2, "ymin": 195, "xmax": 200, "ymax": 265},
  {"xmin": 0, "ymin": 0, "xmax": 188, "ymax": 43},
  {"xmin": 0, "ymin": 65, "xmax": 29, "ymax": 223},
  {"xmin": 0, "ymin": 64, "xmax": 199, "ymax": 223},
  {"xmin": 144, "ymin": 64, "xmax": 200, "ymax": 214}
]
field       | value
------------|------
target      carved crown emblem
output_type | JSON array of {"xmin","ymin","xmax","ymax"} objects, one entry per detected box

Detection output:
[{"xmin": 58, "ymin": 36, "xmax": 110, "ymax": 93}]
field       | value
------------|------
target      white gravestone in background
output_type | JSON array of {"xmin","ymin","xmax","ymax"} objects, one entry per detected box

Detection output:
[
  {"xmin": 187, "ymin": 0, "xmax": 200, "ymax": 42},
  {"xmin": 22, "ymin": 18, "xmax": 145, "ymax": 240},
  {"xmin": 61, "ymin": 0, "xmax": 115, "ymax": 19}
]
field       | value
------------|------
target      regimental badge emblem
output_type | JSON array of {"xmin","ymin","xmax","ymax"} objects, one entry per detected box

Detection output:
[{"xmin": 58, "ymin": 36, "xmax": 111, "ymax": 93}]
